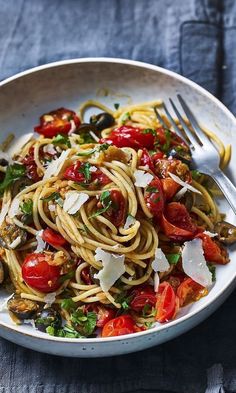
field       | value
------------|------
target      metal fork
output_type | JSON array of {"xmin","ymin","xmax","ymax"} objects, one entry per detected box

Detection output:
[{"xmin": 155, "ymin": 94, "xmax": 236, "ymax": 215}]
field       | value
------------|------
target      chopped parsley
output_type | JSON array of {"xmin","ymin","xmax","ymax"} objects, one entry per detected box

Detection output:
[
  {"xmin": 121, "ymin": 112, "xmax": 131, "ymax": 124},
  {"xmin": 20, "ymin": 199, "xmax": 33, "ymax": 215},
  {"xmin": 79, "ymin": 133, "xmax": 95, "ymax": 144},
  {"xmin": 208, "ymin": 264, "xmax": 216, "ymax": 281},
  {"xmin": 59, "ymin": 270, "xmax": 75, "ymax": 283},
  {"xmin": 61, "ymin": 298, "xmax": 77, "ymax": 311},
  {"xmin": 46, "ymin": 325, "xmax": 83, "ymax": 338},
  {"xmin": 142, "ymin": 128, "xmax": 156, "ymax": 135},
  {"xmin": 52, "ymin": 134, "xmax": 71, "ymax": 147},
  {"xmin": 89, "ymin": 190, "xmax": 112, "ymax": 219},
  {"xmin": 191, "ymin": 169, "xmax": 201, "ymax": 180},
  {"xmin": 0, "ymin": 163, "xmax": 26, "ymax": 193},
  {"xmin": 71, "ymin": 310, "xmax": 97, "ymax": 336},
  {"xmin": 79, "ymin": 162, "xmax": 91, "ymax": 181},
  {"xmin": 146, "ymin": 186, "xmax": 158, "ymax": 193},
  {"xmin": 166, "ymin": 253, "xmax": 181, "ymax": 265},
  {"xmin": 162, "ymin": 129, "xmax": 171, "ymax": 152},
  {"xmin": 41, "ymin": 192, "xmax": 63, "ymax": 206},
  {"xmin": 77, "ymin": 143, "xmax": 110, "ymax": 157}
]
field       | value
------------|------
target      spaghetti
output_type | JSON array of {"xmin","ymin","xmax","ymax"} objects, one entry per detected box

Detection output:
[{"xmin": 0, "ymin": 100, "xmax": 233, "ymax": 338}]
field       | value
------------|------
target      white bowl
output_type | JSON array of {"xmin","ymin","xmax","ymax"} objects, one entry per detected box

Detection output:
[{"xmin": 0, "ymin": 58, "xmax": 235, "ymax": 357}]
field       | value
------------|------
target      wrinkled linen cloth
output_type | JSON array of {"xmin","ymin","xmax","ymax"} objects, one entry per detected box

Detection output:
[{"xmin": 0, "ymin": 1, "xmax": 236, "ymax": 392}]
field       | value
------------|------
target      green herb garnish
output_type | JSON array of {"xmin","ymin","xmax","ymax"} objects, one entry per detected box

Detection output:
[
  {"xmin": 59, "ymin": 270, "xmax": 75, "ymax": 283},
  {"xmin": 41, "ymin": 192, "xmax": 63, "ymax": 206},
  {"xmin": 121, "ymin": 112, "xmax": 131, "ymax": 124},
  {"xmin": 166, "ymin": 253, "xmax": 181, "ymax": 265},
  {"xmin": 61, "ymin": 298, "xmax": 77, "ymax": 311},
  {"xmin": 89, "ymin": 190, "xmax": 112, "ymax": 219},
  {"xmin": 162, "ymin": 129, "xmax": 171, "ymax": 152},
  {"xmin": 71, "ymin": 310, "xmax": 97, "ymax": 336},
  {"xmin": 77, "ymin": 143, "xmax": 110, "ymax": 157},
  {"xmin": 142, "ymin": 128, "xmax": 156, "ymax": 135},
  {"xmin": 52, "ymin": 134, "xmax": 71, "ymax": 147},
  {"xmin": 208, "ymin": 264, "xmax": 216, "ymax": 281},
  {"xmin": 146, "ymin": 186, "xmax": 158, "ymax": 193},
  {"xmin": 0, "ymin": 163, "xmax": 26, "ymax": 193},
  {"xmin": 191, "ymin": 169, "xmax": 201, "ymax": 180},
  {"xmin": 79, "ymin": 162, "xmax": 91, "ymax": 181},
  {"xmin": 20, "ymin": 199, "xmax": 33, "ymax": 215}
]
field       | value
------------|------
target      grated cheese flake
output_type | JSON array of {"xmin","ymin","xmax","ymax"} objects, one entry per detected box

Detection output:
[
  {"xmin": 43, "ymin": 149, "xmax": 70, "ymax": 180},
  {"xmin": 168, "ymin": 172, "xmax": 202, "ymax": 195},
  {"xmin": 44, "ymin": 292, "xmax": 57, "ymax": 305},
  {"xmin": 63, "ymin": 191, "xmax": 89, "ymax": 215},
  {"xmin": 8, "ymin": 198, "xmax": 21, "ymax": 218},
  {"xmin": 134, "ymin": 170, "xmax": 153, "ymax": 188},
  {"xmin": 43, "ymin": 144, "xmax": 57, "ymax": 155},
  {"xmin": 94, "ymin": 248, "xmax": 125, "ymax": 292},
  {"xmin": 124, "ymin": 215, "xmax": 136, "ymax": 230},
  {"xmin": 151, "ymin": 248, "xmax": 170, "ymax": 272},
  {"xmin": 203, "ymin": 230, "xmax": 218, "ymax": 238},
  {"xmin": 35, "ymin": 230, "xmax": 46, "ymax": 253},
  {"xmin": 0, "ymin": 200, "xmax": 11, "ymax": 226},
  {"xmin": 182, "ymin": 238, "xmax": 212, "ymax": 287}
]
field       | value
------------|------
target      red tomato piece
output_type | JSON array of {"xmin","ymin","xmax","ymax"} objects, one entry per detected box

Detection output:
[
  {"xmin": 85, "ymin": 304, "xmax": 116, "ymax": 328},
  {"xmin": 34, "ymin": 108, "xmax": 80, "ymax": 138},
  {"xmin": 103, "ymin": 190, "xmax": 126, "ymax": 227},
  {"xmin": 156, "ymin": 127, "xmax": 188, "ymax": 150},
  {"xmin": 42, "ymin": 228, "xmax": 67, "ymax": 247},
  {"xmin": 154, "ymin": 158, "xmax": 191, "ymax": 182},
  {"xmin": 161, "ymin": 202, "xmax": 197, "ymax": 241},
  {"xmin": 161, "ymin": 178, "xmax": 180, "ymax": 200},
  {"xmin": 22, "ymin": 253, "xmax": 61, "ymax": 293},
  {"xmin": 177, "ymin": 278, "xmax": 207, "ymax": 307},
  {"xmin": 139, "ymin": 148, "xmax": 155, "ymax": 172},
  {"xmin": 155, "ymin": 282, "xmax": 177, "ymax": 323},
  {"xmin": 130, "ymin": 285, "xmax": 156, "ymax": 312},
  {"xmin": 151, "ymin": 151, "xmax": 165, "ymax": 166},
  {"xmin": 22, "ymin": 147, "xmax": 41, "ymax": 182},
  {"xmin": 64, "ymin": 161, "xmax": 110, "ymax": 188},
  {"xmin": 81, "ymin": 266, "xmax": 92, "ymax": 285},
  {"xmin": 144, "ymin": 177, "xmax": 165, "ymax": 218},
  {"xmin": 100, "ymin": 126, "xmax": 155, "ymax": 150},
  {"xmin": 196, "ymin": 233, "xmax": 229, "ymax": 264},
  {"xmin": 102, "ymin": 315, "xmax": 137, "ymax": 337}
]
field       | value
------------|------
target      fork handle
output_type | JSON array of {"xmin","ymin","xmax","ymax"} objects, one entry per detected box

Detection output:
[{"xmin": 211, "ymin": 170, "xmax": 236, "ymax": 216}]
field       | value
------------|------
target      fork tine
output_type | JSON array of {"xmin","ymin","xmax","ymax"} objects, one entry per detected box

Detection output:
[
  {"xmin": 154, "ymin": 105, "xmax": 188, "ymax": 144},
  {"xmin": 177, "ymin": 94, "xmax": 215, "ymax": 149},
  {"xmin": 168, "ymin": 98, "xmax": 198, "ymax": 147}
]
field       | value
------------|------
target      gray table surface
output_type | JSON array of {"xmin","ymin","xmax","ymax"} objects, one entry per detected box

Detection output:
[{"xmin": 0, "ymin": 0, "xmax": 236, "ymax": 392}]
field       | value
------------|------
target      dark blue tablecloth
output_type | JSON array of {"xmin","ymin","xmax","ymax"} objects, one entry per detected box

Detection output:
[{"xmin": 0, "ymin": 1, "xmax": 236, "ymax": 392}]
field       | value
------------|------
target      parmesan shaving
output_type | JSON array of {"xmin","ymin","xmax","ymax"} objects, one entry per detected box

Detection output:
[
  {"xmin": 182, "ymin": 238, "xmax": 212, "ymax": 287},
  {"xmin": 124, "ymin": 215, "xmax": 136, "ymax": 230},
  {"xmin": 0, "ymin": 200, "xmax": 11, "ymax": 226},
  {"xmin": 90, "ymin": 166, "xmax": 98, "ymax": 173},
  {"xmin": 43, "ymin": 149, "xmax": 70, "ymax": 180},
  {"xmin": 168, "ymin": 172, "xmax": 202, "ymax": 195},
  {"xmin": 94, "ymin": 248, "xmax": 125, "ymax": 292},
  {"xmin": 151, "ymin": 248, "xmax": 170, "ymax": 272},
  {"xmin": 89, "ymin": 131, "xmax": 99, "ymax": 142},
  {"xmin": 154, "ymin": 272, "xmax": 160, "ymax": 292},
  {"xmin": 44, "ymin": 292, "xmax": 57, "ymax": 305},
  {"xmin": 43, "ymin": 144, "xmax": 57, "ymax": 155},
  {"xmin": 35, "ymin": 230, "xmax": 46, "ymax": 253},
  {"xmin": 8, "ymin": 198, "xmax": 21, "ymax": 218},
  {"xmin": 134, "ymin": 170, "xmax": 153, "ymax": 188},
  {"xmin": 203, "ymin": 231, "xmax": 218, "ymax": 238},
  {"xmin": 63, "ymin": 191, "xmax": 89, "ymax": 215}
]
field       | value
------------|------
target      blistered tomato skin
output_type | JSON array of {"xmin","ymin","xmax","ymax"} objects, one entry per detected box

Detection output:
[
  {"xmin": 42, "ymin": 228, "xmax": 67, "ymax": 247},
  {"xmin": 22, "ymin": 253, "xmax": 61, "ymax": 293},
  {"xmin": 102, "ymin": 315, "xmax": 137, "ymax": 337},
  {"xmin": 161, "ymin": 202, "xmax": 197, "ymax": 241},
  {"xmin": 34, "ymin": 108, "xmax": 80, "ymax": 138},
  {"xmin": 100, "ymin": 126, "xmax": 155, "ymax": 150},
  {"xmin": 144, "ymin": 177, "xmax": 165, "ymax": 218}
]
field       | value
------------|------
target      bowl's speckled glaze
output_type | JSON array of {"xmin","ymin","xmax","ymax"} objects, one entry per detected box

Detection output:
[{"xmin": 0, "ymin": 58, "xmax": 235, "ymax": 357}]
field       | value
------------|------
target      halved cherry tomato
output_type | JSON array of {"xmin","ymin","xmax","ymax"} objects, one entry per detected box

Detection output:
[
  {"xmin": 34, "ymin": 108, "xmax": 80, "ymax": 138},
  {"xmin": 151, "ymin": 151, "xmax": 165, "ymax": 166},
  {"xmin": 64, "ymin": 161, "xmax": 111, "ymax": 188},
  {"xmin": 156, "ymin": 127, "xmax": 188, "ymax": 151},
  {"xmin": 155, "ymin": 281, "xmax": 177, "ymax": 323},
  {"xmin": 177, "ymin": 278, "xmax": 207, "ymax": 307},
  {"xmin": 154, "ymin": 158, "xmax": 191, "ymax": 182},
  {"xmin": 196, "ymin": 233, "xmax": 229, "ymax": 264},
  {"xmin": 161, "ymin": 178, "xmax": 180, "ymax": 200},
  {"xmin": 139, "ymin": 149, "xmax": 155, "ymax": 172},
  {"xmin": 22, "ymin": 147, "xmax": 41, "ymax": 182},
  {"xmin": 100, "ymin": 126, "xmax": 155, "ymax": 150},
  {"xmin": 102, "ymin": 190, "xmax": 126, "ymax": 227},
  {"xmin": 22, "ymin": 253, "xmax": 61, "ymax": 293},
  {"xmin": 130, "ymin": 285, "xmax": 156, "ymax": 312},
  {"xmin": 144, "ymin": 177, "xmax": 165, "ymax": 217},
  {"xmin": 102, "ymin": 315, "xmax": 137, "ymax": 337},
  {"xmin": 81, "ymin": 266, "xmax": 92, "ymax": 285},
  {"xmin": 42, "ymin": 228, "xmax": 67, "ymax": 247},
  {"xmin": 85, "ymin": 304, "xmax": 116, "ymax": 328},
  {"xmin": 161, "ymin": 202, "xmax": 197, "ymax": 241}
]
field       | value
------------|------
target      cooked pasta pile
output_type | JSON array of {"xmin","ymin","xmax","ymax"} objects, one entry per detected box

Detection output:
[{"xmin": 0, "ymin": 99, "xmax": 233, "ymax": 338}]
